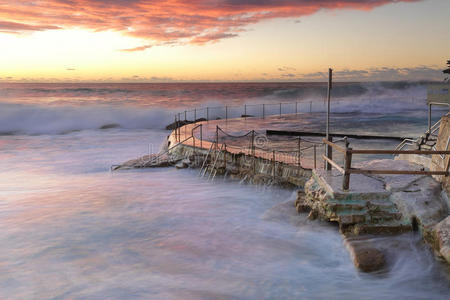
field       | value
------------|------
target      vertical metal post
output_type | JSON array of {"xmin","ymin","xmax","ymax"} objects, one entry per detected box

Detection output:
[
  {"xmin": 313, "ymin": 144, "xmax": 317, "ymax": 169},
  {"xmin": 184, "ymin": 110, "xmax": 187, "ymax": 122},
  {"xmin": 279, "ymin": 103, "xmax": 282, "ymax": 117},
  {"xmin": 224, "ymin": 143, "xmax": 227, "ymax": 169},
  {"xmin": 263, "ymin": 104, "xmax": 265, "ymax": 119},
  {"xmin": 251, "ymin": 130, "xmax": 255, "ymax": 173},
  {"xmin": 216, "ymin": 125, "xmax": 219, "ymax": 151},
  {"xmin": 310, "ymin": 101, "xmax": 312, "ymax": 113},
  {"xmin": 326, "ymin": 68, "xmax": 333, "ymax": 170},
  {"xmin": 193, "ymin": 127, "xmax": 196, "ymax": 155},
  {"xmin": 297, "ymin": 137, "xmax": 301, "ymax": 169},
  {"xmin": 194, "ymin": 108, "xmax": 197, "ymax": 121},
  {"xmin": 428, "ymin": 103, "xmax": 432, "ymax": 132},
  {"xmin": 200, "ymin": 124, "xmax": 203, "ymax": 149},
  {"xmin": 343, "ymin": 137, "xmax": 352, "ymax": 191},
  {"xmin": 272, "ymin": 150, "xmax": 275, "ymax": 178},
  {"xmin": 295, "ymin": 102, "xmax": 298, "ymax": 114},
  {"xmin": 207, "ymin": 107, "xmax": 209, "ymax": 121},
  {"xmin": 174, "ymin": 115, "xmax": 178, "ymax": 142},
  {"xmin": 244, "ymin": 104, "xmax": 247, "ymax": 118},
  {"xmin": 325, "ymin": 136, "xmax": 333, "ymax": 170},
  {"xmin": 225, "ymin": 106, "xmax": 228, "ymax": 120}
]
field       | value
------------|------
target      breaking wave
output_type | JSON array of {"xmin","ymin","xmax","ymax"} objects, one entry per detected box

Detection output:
[{"xmin": 0, "ymin": 103, "xmax": 174, "ymax": 135}]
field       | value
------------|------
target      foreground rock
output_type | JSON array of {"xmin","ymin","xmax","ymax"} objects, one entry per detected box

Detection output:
[
  {"xmin": 431, "ymin": 216, "xmax": 450, "ymax": 263},
  {"xmin": 113, "ymin": 153, "xmax": 175, "ymax": 170},
  {"xmin": 345, "ymin": 240, "xmax": 386, "ymax": 272}
]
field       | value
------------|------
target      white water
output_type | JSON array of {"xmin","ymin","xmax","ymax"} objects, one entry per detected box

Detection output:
[{"xmin": 0, "ymin": 129, "xmax": 449, "ymax": 299}]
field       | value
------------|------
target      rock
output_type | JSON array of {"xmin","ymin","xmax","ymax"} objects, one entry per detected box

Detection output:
[
  {"xmin": 347, "ymin": 242, "xmax": 386, "ymax": 272},
  {"xmin": 432, "ymin": 216, "xmax": 450, "ymax": 264},
  {"xmin": 390, "ymin": 176, "xmax": 447, "ymax": 234},
  {"xmin": 99, "ymin": 123, "xmax": 120, "ymax": 129},
  {"xmin": 175, "ymin": 158, "xmax": 190, "ymax": 169},
  {"xmin": 307, "ymin": 210, "xmax": 318, "ymax": 220},
  {"xmin": 295, "ymin": 192, "xmax": 309, "ymax": 213},
  {"xmin": 165, "ymin": 120, "xmax": 194, "ymax": 130}
]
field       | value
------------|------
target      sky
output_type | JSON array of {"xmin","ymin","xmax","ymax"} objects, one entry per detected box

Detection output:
[{"xmin": 0, "ymin": 0, "xmax": 449, "ymax": 82}]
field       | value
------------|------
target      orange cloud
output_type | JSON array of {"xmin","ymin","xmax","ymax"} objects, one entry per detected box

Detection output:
[{"xmin": 0, "ymin": 0, "xmax": 419, "ymax": 44}]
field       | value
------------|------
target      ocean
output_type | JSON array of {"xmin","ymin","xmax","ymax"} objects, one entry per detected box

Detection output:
[{"xmin": 0, "ymin": 82, "xmax": 449, "ymax": 299}]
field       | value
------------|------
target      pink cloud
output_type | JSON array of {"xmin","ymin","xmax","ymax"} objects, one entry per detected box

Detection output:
[{"xmin": 0, "ymin": 0, "xmax": 419, "ymax": 44}]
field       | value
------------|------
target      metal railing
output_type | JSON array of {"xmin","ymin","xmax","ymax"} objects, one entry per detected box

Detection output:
[
  {"xmin": 322, "ymin": 138, "xmax": 450, "ymax": 191},
  {"xmin": 174, "ymin": 101, "xmax": 317, "ymax": 125}
]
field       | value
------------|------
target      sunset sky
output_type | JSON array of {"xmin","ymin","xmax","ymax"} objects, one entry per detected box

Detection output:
[{"xmin": 0, "ymin": 0, "xmax": 449, "ymax": 82}]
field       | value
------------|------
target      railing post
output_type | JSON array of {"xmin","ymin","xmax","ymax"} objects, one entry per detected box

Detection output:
[
  {"xmin": 295, "ymin": 102, "xmax": 298, "ymax": 115},
  {"xmin": 297, "ymin": 137, "xmax": 301, "ymax": 169},
  {"xmin": 207, "ymin": 107, "xmax": 209, "ymax": 121},
  {"xmin": 251, "ymin": 130, "xmax": 255, "ymax": 173},
  {"xmin": 325, "ymin": 136, "xmax": 333, "ymax": 170},
  {"xmin": 313, "ymin": 144, "xmax": 317, "ymax": 169},
  {"xmin": 279, "ymin": 103, "xmax": 282, "ymax": 117},
  {"xmin": 194, "ymin": 108, "xmax": 197, "ymax": 121},
  {"xmin": 193, "ymin": 127, "xmax": 196, "ymax": 155},
  {"xmin": 310, "ymin": 101, "xmax": 312, "ymax": 113},
  {"xmin": 343, "ymin": 137, "xmax": 352, "ymax": 191},
  {"xmin": 216, "ymin": 125, "xmax": 219, "ymax": 151},
  {"xmin": 225, "ymin": 106, "xmax": 228, "ymax": 120},
  {"xmin": 184, "ymin": 110, "xmax": 187, "ymax": 122},
  {"xmin": 272, "ymin": 150, "xmax": 275, "ymax": 178},
  {"xmin": 224, "ymin": 143, "xmax": 227, "ymax": 169},
  {"xmin": 428, "ymin": 103, "xmax": 432, "ymax": 133},
  {"xmin": 174, "ymin": 115, "xmax": 178, "ymax": 142},
  {"xmin": 263, "ymin": 104, "xmax": 265, "ymax": 119},
  {"xmin": 200, "ymin": 124, "xmax": 203, "ymax": 149},
  {"xmin": 244, "ymin": 104, "xmax": 247, "ymax": 118}
]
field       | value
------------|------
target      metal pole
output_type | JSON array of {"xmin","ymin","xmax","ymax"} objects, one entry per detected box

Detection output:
[
  {"xmin": 225, "ymin": 106, "xmax": 228, "ymax": 120},
  {"xmin": 428, "ymin": 103, "xmax": 432, "ymax": 132},
  {"xmin": 263, "ymin": 104, "xmax": 265, "ymax": 119},
  {"xmin": 310, "ymin": 101, "xmax": 312, "ymax": 113},
  {"xmin": 251, "ymin": 130, "xmax": 255, "ymax": 173},
  {"xmin": 343, "ymin": 137, "xmax": 352, "ymax": 191},
  {"xmin": 297, "ymin": 137, "xmax": 301, "ymax": 169},
  {"xmin": 244, "ymin": 104, "xmax": 247, "ymax": 118},
  {"xmin": 313, "ymin": 144, "xmax": 317, "ymax": 169},
  {"xmin": 194, "ymin": 108, "xmax": 197, "ymax": 121},
  {"xmin": 174, "ymin": 115, "xmax": 178, "ymax": 141},
  {"xmin": 295, "ymin": 102, "xmax": 298, "ymax": 114},
  {"xmin": 216, "ymin": 125, "xmax": 219, "ymax": 151},
  {"xmin": 272, "ymin": 150, "xmax": 275, "ymax": 178},
  {"xmin": 184, "ymin": 110, "xmax": 187, "ymax": 122},
  {"xmin": 207, "ymin": 107, "xmax": 209, "ymax": 121},
  {"xmin": 326, "ymin": 68, "xmax": 333, "ymax": 170},
  {"xmin": 200, "ymin": 124, "xmax": 203, "ymax": 149},
  {"xmin": 279, "ymin": 103, "xmax": 282, "ymax": 117}
]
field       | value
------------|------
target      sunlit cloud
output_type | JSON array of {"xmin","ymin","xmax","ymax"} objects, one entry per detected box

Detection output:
[{"xmin": 0, "ymin": 0, "xmax": 419, "ymax": 44}]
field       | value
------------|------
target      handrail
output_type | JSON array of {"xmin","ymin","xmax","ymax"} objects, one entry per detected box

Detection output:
[
  {"xmin": 321, "ymin": 137, "xmax": 450, "ymax": 191},
  {"xmin": 199, "ymin": 142, "xmax": 215, "ymax": 177}
]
